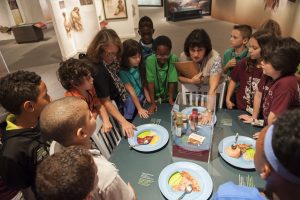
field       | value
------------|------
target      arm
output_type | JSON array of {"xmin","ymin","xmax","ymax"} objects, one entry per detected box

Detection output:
[
  {"xmin": 147, "ymin": 82, "xmax": 157, "ymax": 113},
  {"xmin": 226, "ymin": 80, "xmax": 236, "ymax": 109},
  {"xmin": 179, "ymin": 73, "xmax": 202, "ymax": 85},
  {"xmin": 168, "ymin": 83, "xmax": 176, "ymax": 105},
  {"xmin": 267, "ymin": 112, "xmax": 277, "ymax": 125},
  {"xmin": 143, "ymin": 86, "xmax": 151, "ymax": 103},
  {"xmin": 97, "ymin": 104, "xmax": 112, "ymax": 133},
  {"xmin": 239, "ymin": 90, "xmax": 262, "ymax": 123},
  {"xmin": 100, "ymin": 97, "xmax": 135, "ymax": 138}
]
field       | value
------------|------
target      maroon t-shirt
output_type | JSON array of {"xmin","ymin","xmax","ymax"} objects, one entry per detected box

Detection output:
[
  {"xmin": 230, "ymin": 58, "xmax": 263, "ymax": 110},
  {"xmin": 260, "ymin": 75, "xmax": 300, "ymax": 125}
]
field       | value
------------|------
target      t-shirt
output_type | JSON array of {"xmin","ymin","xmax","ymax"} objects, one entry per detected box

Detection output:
[
  {"xmin": 223, "ymin": 47, "xmax": 249, "ymax": 75},
  {"xmin": 119, "ymin": 67, "xmax": 142, "ymax": 97},
  {"xmin": 146, "ymin": 54, "xmax": 178, "ymax": 101},
  {"xmin": 230, "ymin": 58, "xmax": 263, "ymax": 110},
  {"xmin": 139, "ymin": 40, "xmax": 153, "ymax": 59},
  {"xmin": 213, "ymin": 182, "xmax": 265, "ymax": 200},
  {"xmin": 259, "ymin": 75, "xmax": 300, "ymax": 125}
]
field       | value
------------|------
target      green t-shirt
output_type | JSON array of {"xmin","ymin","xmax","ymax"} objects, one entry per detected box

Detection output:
[
  {"xmin": 223, "ymin": 47, "xmax": 249, "ymax": 75},
  {"xmin": 118, "ymin": 67, "xmax": 142, "ymax": 97},
  {"xmin": 146, "ymin": 54, "xmax": 178, "ymax": 101}
]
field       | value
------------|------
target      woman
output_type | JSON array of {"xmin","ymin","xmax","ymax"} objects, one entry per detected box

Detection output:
[
  {"xmin": 179, "ymin": 29, "xmax": 222, "ymax": 124},
  {"xmin": 86, "ymin": 29, "xmax": 135, "ymax": 137}
]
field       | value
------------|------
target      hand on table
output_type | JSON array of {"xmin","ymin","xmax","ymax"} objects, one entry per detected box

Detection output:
[
  {"xmin": 238, "ymin": 114, "xmax": 253, "ymax": 123},
  {"xmin": 253, "ymin": 131, "xmax": 260, "ymax": 139},
  {"xmin": 199, "ymin": 111, "xmax": 212, "ymax": 126},
  {"xmin": 120, "ymin": 120, "xmax": 136, "ymax": 138},
  {"xmin": 138, "ymin": 108, "xmax": 149, "ymax": 119},
  {"xmin": 148, "ymin": 103, "xmax": 157, "ymax": 114},
  {"xmin": 226, "ymin": 99, "xmax": 235, "ymax": 110}
]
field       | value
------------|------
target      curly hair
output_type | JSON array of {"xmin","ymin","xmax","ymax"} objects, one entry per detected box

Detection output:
[
  {"xmin": 138, "ymin": 16, "xmax": 153, "ymax": 30},
  {"xmin": 36, "ymin": 145, "xmax": 96, "ymax": 200},
  {"xmin": 86, "ymin": 29, "xmax": 122, "ymax": 64},
  {"xmin": 273, "ymin": 109, "xmax": 300, "ymax": 178},
  {"xmin": 0, "ymin": 70, "xmax": 41, "ymax": 115},
  {"xmin": 184, "ymin": 29, "xmax": 212, "ymax": 58},
  {"xmin": 57, "ymin": 58, "xmax": 93, "ymax": 90},
  {"xmin": 152, "ymin": 35, "xmax": 172, "ymax": 52}
]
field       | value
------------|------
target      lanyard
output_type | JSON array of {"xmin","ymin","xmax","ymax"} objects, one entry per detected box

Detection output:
[{"xmin": 155, "ymin": 58, "xmax": 170, "ymax": 100}]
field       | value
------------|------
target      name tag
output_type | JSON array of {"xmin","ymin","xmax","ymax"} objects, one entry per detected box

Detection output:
[
  {"xmin": 246, "ymin": 105, "xmax": 253, "ymax": 115},
  {"xmin": 251, "ymin": 119, "xmax": 264, "ymax": 127}
]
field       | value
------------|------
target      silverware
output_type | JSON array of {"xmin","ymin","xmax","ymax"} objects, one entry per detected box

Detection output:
[
  {"xmin": 177, "ymin": 184, "xmax": 193, "ymax": 200},
  {"xmin": 129, "ymin": 139, "xmax": 150, "ymax": 148},
  {"xmin": 231, "ymin": 133, "xmax": 239, "ymax": 149}
]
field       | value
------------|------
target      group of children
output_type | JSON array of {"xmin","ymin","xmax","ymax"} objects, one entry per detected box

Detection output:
[{"xmin": 0, "ymin": 15, "xmax": 300, "ymax": 199}]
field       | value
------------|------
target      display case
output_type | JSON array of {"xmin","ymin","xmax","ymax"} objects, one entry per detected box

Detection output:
[{"xmin": 171, "ymin": 93, "xmax": 216, "ymax": 162}]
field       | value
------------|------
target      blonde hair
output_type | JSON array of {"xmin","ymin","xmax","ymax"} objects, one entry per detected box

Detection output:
[{"xmin": 86, "ymin": 29, "xmax": 122, "ymax": 63}]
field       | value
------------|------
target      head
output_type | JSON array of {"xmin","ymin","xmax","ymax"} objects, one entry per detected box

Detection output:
[
  {"xmin": 86, "ymin": 29, "xmax": 122, "ymax": 65},
  {"xmin": 40, "ymin": 97, "xmax": 96, "ymax": 147},
  {"xmin": 259, "ymin": 19, "xmax": 282, "ymax": 38},
  {"xmin": 184, "ymin": 29, "xmax": 212, "ymax": 63},
  {"xmin": 0, "ymin": 71, "xmax": 50, "ymax": 119},
  {"xmin": 261, "ymin": 37, "xmax": 300, "ymax": 78},
  {"xmin": 255, "ymin": 109, "xmax": 300, "ymax": 188},
  {"xmin": 121, "ymin": 39, "xmax": 143, "ymax": 70},
  {"xmin": 57, "ymin": 58, "xmax": 94, "ymax": 91},
  {"xmin": 230, "ymin": 24, "xmax": 252, "ymax": 48},
  {"xmin": 153, "ymin": 35, "xmax": 172, "ymax": 65},
  {"xmin": 36, "ymin": 146, "xmax": 98, "ymax": 200},
  {"xmin": 138, "ymin": 16, "xmax": 154, "ymax": 45}
]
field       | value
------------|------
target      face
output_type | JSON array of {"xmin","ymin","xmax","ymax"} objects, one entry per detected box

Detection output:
[
  {"xmin": 260, "ymin": 60, "xmax": 281, "ymax": 79},
  {"xmin": 155, "ymin": 45, "xmax": 170, "ymax": 65},
  {"xmin": 248, "ymin": 37, "xmax": 261, "ymax": 60},
  {"xmin": 189, "ymin": 47, "xmax": 206, "ymax": 63},
  {"xmin": 128, "ymin": 53, "xmax": 141, "ymax": 67},
  {"xmin": 230, "ymin": 29, "xmax": 246, "ymax": 48},
  {"xmin": 101, "ymin": 43, "xmax": 119, "ymax": 65},
  {"xmin": 138, "ymin": 26, "xmax": 154, "ymax": 45},
  {"xmin": 32, "ymin": 81, "xmax": 51, "ymax": 116},
  {"xmin": 77, "ymin": 74, "xmax": 93, "ymax": 91}
]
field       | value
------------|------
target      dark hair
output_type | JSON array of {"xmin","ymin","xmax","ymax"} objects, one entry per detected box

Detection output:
[
  {"xmin": 259, "ymin": 19, "xmax": 282, "ymax": 38},
  {"xmin": 86, "ymin": 29, "xmax": 122, "ymax": 64},
  {"xmin": 57, "ymin": 58, "xmax": 93, "ymax": 90},
  {"xmin": 184, "ymin": 29, "xmax": 212, "ymax": 57},
  {"xmin": 262, "ymin": 37, "xmax": 300, "ymax": 76},
  {"xmin": 152, "ymin": 35, "xmax": 172, "ymax": 52},
  {"xmin": 0, "ymin": 71, "xmax": 41, "ymax": 115},
  {"xmin": 138, "ymin": 16, "xmax": 153, "ymax": 29},
  {"xmin": 273, "ymin": 109, "xmax": 300, "ymax": 178},
  {"xmin": 233, "ymin": 24, "xmax": 252, "ymax": 40},
  {"xmin": 36, "ymin": 145, "xmax": 96, "ymax": 200}
]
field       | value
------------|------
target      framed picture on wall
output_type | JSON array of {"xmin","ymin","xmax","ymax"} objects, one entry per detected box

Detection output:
[
  {"xmin": 102, "ymin": 0, "xmax": 128, "ymax": 20},
  {"xmin": 138, "ymin": 0, "xmax": 163, "ymax": 7},
  {"xmin": 79, "ymin": 0, "xmax": 93, "ymax": 6}
]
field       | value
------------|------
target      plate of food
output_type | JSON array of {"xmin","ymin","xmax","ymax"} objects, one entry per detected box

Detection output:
[
  {"xmin": 180, "ymin": 107, "xmax": 217, "ymax": 126},
  {"xmin": 218, "ymin": 136, "xmax": 256, "ymax": 169},
  {"xmin": 128, "ymin": 124, "xmax": 169, "ymax": 152},
  {"xmin": 158, "ymin": 162, "xmax": 213, "ymax": 200}
]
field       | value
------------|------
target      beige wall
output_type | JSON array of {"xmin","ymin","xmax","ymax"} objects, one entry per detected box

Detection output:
[{"xmin": 211, "ymin": 0, "xmax": 300, "ymax": 41}]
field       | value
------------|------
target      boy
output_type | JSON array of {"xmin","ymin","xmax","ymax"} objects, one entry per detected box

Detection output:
[
  {"xmin": 0, "ymin": 71, "xmax": 51, "ymax": 199},
  {"xmin": 36, "ymin": 146, "xmax": 98, "ymax": 200},
  {"xmin": 39, "ymin": 97, "xmax": 135, "ymax": 200},
  {"xmin": 145, "ymin": 35, "xmax": 178, "ymax": 113},
  {"xmin": 138, "ymin": 16, "xmax": 155, "ymax": 59},
  {"xmin": 223, "ymin": 24, "xmax": 252, "ymax": 75},
  {"xmin": 57, "ymin": 58, "xmax": 112, "ymax": 133},
  {"xmin": 213, "ymin": 109, "xmax": 300, "ymax": 199}
]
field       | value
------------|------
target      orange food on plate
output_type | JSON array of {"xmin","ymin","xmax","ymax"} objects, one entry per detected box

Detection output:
[
  {"xmin": 225, "ymin": 146, "xmax": 241, "ymax": 158},
  {"xmin": 170, "ymin": 171, "xmax": 200, "ymax": 192}
]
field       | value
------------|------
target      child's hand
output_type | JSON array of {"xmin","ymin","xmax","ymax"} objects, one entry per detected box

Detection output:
[
  {"xmin": 101, "ymin": 120, "xmax": 112, "ymax": 133},
  {"xmin": 148, "ymin": 103, "xmax": 157, "ymax": 114},
  {"xmin": 226, "ymin": 58, "xmax": 237, "ymax": 68},
  {"xmin": 120, "ymin": 120, "xmax": 136, "ymax": 138},
  {"xmin": 238, "ymin": 114, "xmax": 253, "ymax": 123},
  {"xmin": 199, "ymin": 111, "xmax": 212, "ymax": 126},
  {"xmin": 138, "ymin": 108, "xmax": 149, "ymax": 119},
  {"xmin": 253, "ymin": 131, "xmax": 260, "ymax": 139},
  {"xmin": 226, "ymin": 99, "xmax": 235, "ymax": 109},
  {"xmin": 127, "ymin": 182, "xmax": 136, "ymax": 200}
]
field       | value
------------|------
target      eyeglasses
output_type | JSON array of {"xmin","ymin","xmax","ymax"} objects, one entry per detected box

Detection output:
[{"xmin": 104, "ymin": 51, "xmax": 118, "ymax": 59}]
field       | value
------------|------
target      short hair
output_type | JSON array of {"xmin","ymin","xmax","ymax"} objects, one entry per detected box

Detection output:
[
  {"xmin": 184, "ymin": 29, "xmax": 212, "ymax": 57},
  {"xmin": 0, "ymin": 71, "xmax": 41, "ymax": 115},
  {"xmin": 152, "ymin": 35, "xmax": 172, "ymax": 52},
  {"xmin": 272, "ymin": 109, "xmax": 300, "ymax": 177},
  {"xmin": 36, "ymin": 145, "xmax": 96, "ymax": 200},
  {"xmin": 40, "ymin": 97, "xmax": 88, "ymax": 145},
  {"xmin": 138, "ymin": 16, "xmax": 153, "ymax": 30},
  {"xmin": 262, "ymin": 37, "xmax": 300, "ymax": 76},
  {"xmin": 86, "ymin": 29, "xmax": 122, "ymax": 64},
  {"xmin": 121, "ymin": 39, "xmax": 143, "ymax": 70},
  {"xmin": 57, "ymin": 58, "xmax": 93, "ymax": 90},
  {"xmin": 233, "ymin": 24, "xmax": 252, "ymax": 40},
  {"xmin": 259, "ymin": 19, "xmax": 282, "ymax": 38}
]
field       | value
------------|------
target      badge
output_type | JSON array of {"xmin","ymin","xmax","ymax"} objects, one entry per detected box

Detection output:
[{"xmin": 246, "ymin": 105, "xmax": 253, "ymax": 115}]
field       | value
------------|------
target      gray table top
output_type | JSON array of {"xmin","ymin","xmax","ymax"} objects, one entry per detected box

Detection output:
[{"xmin": 110, "ymin": 104, "xmax": 265, "ymax": 200}]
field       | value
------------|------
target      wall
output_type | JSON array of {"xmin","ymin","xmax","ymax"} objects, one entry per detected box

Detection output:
[
  {"xmin": 211, "ymin": 0, "xmax": 300, "ymax": 41},
  {"xmin": 17, "ymin": 0, "xmax": 45, "ymax": 23},
  {"xmin": 0, "ymin": 1, "xmax": 14, "ymax": 40}
]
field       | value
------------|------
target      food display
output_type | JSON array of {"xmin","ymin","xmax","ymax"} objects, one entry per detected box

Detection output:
[
  {"xmin": 137, "ymin": 130, "xmax": 160, "ymax": 145},
  {"xmin": 225, "ymin": 143, "xmax": 255, "ymax": 161},
  {"xmin": 168, "ymin": 171, "xmax": 200, "ymax": 192},
  {"xmin": 187, "ymin": 133, "xmax": 205, "ymax": 145}
]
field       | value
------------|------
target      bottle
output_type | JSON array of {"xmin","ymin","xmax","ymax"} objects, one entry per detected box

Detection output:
[
  {"xmin": 175, "ymin": 113, "xmax": 183, "ymax": 137},
  {"xmin": 182, "ymin": 114, "xmax": 188, "ymax": 132},
  {"xmin": 189, "ymin": 108, "xmax": 198, "ymax": 132}
]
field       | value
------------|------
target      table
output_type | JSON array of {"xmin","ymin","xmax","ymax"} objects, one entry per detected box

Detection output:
[{"xmin": 109, "ymin": 104, "xmax": 264, "ymax": 199}]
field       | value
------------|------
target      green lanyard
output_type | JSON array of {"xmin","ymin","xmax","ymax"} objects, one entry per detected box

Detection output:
[{"xmin": 155, "ymin": 58, "xmax": 170, "ymax": 101}]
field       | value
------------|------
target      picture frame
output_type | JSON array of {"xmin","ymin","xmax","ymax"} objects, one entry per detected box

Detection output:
[
  {"xmin": 102, "ymin": 0, "xmax": 128, "ymax": 20},
  {"xmin": 138, "ymin": 0, "xmax": 163, "ymax": 7},
  {"xmin": 79, "ymin": 0, "xmax": 93, "ymax": 6}
]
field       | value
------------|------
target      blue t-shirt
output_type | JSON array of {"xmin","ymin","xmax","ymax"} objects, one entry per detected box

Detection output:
[{"xmin": 213, "ymin": 182, "xmax": 265, "ymax": 200}]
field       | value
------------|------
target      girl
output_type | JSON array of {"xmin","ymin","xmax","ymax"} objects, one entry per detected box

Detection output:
[{"xmin": 119, "ymin": 39, "xmax": 150, "ymax": 121}]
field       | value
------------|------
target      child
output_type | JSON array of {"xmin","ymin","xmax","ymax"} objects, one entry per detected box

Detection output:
[
  {"xmin": 226, "ymin": 30, "xmax": 275, "ymax": 111},
  {"xmin": 138, "ymin": 16, "xmax": 155, "ymax": 59},
  {"xmin": 57, "ymin": 58, "xmax": 112, "ymax": 133},
  {"xmin": 259, "ymin": 19, "xmax": 282, "ymax": 38},
  {"xmin": 0, "ymin": 71, "xmax": 51, "ymax": 199},
  {"xmin": 40, "ymin": 97, "xmax": 135, "ymax": 200},
  {"xmin": 145, "ymin": 35, "xmax": 178, "ymax": 113},
  {"xmin": 223, "ymin": 24, "xmax": 252, "ymax": 75},
  {"xmin": 213, "ymin": 109, "xmax": 300, "ymax": 200},
  {"xmin": 36, "ymin": 146, "xmax": 99, "ymax": 200},
  {"xmin": 119, "ymin": 39, "xmax": 150, "ymax": 121}
]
